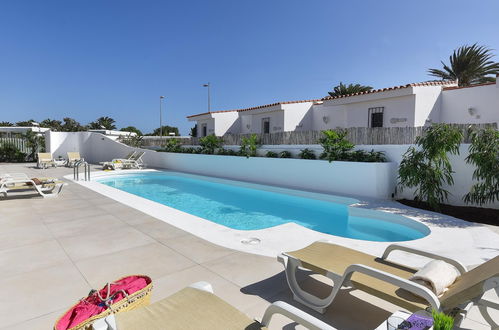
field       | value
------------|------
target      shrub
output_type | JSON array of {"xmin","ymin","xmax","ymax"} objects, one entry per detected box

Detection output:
[
  {"xmin": 345, "ymin": 149, "xmax": 387, "ymax": 162},
  {"xmin": 432, "ymin": 310, "xmax": 454, "ymax": 330},
  {"xmin": 23, "ymin": 130, "xmax": 45, "ymax": 161},
  {"xmin": 398, "ymin": 124, "xmax": 462, "ymax": 210},
  {"xmin": 199, "ymin": 135, "xmax": 223, "ymax": 154},
  {"xmin": 163, "ymin": 138, "xmax": 181, "ymax": 153},
  {"xmin": 299, "ymin": 148, "xmax": 316, "ymax": 159},
  {"xmin": 0, "ymin": 143, "xmax": 27, "ymax": 162},
  {"xmin": 240, "ymin": 134, "xmax": 259, "ymax": 158},
  {"xmin": 279, "ymin": 151, "xmax": 292, "ymax": 158},
  {"xmin": 265, "ymin": 151, "xmax": 278, "ymax": 158},
  {"xmin": 318, "ymin": 129, "xmax": 354, "ymax": 162},
  {"xmin": 464, "ymin": 128, "xmax": 499, "ymax": 205},
  {"xmin": 120, "ymin": 134, "xmax": 143, "ymax": 148},
  {"xmin": 365, "ymin": 150, "xmax": 387, "ymax": 162}
]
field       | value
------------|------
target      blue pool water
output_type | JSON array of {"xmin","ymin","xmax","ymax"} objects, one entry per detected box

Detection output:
[{"xmin": 97, "ymin": 172, "xmax": 429, "ymax": 242}]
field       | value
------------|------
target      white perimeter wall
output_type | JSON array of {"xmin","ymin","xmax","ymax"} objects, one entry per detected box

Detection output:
[
  {"xmin": 441, "ymin": 84, "xmax": 499, "ymax": 126},
  {"xmin": 215, "ymin": 143, "xmax": 493, "ymax": 208},
  {"xmin": 159, "ymin": 153, "xmax": 395, "ymax": 199},
  {"xmin": 47, "ymin": 132, "xmax": 498, "ymax": 208}
]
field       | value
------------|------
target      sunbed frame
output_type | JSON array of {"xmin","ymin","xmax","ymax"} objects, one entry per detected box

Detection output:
[
  {"xmin": 278, "ymin": 241, "xmax": 499, "ymax": 327},
  {"xmin": 0, "ymin": 178, "xmax": 65, "ymax": 198}
]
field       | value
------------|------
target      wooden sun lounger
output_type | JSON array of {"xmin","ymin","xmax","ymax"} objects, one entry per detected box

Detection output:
[
  {"xmin": 278, "ymin": 241, "xmax": 499, "ymax": 327},
  {"xmin": 92, "ymin": 282, "xmax": 335, "ymax": 330}
]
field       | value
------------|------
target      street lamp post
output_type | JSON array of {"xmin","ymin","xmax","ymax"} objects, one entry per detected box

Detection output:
[
  {"xmin": 203, "ymin": 83, "xmax": 211, "ymax": 112},
  {"xmin": 159, "ymin": 96, "xmax": 165, "ymax": 143}
]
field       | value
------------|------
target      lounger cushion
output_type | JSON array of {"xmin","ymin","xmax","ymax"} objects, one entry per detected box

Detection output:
[
  {"xmin": 115, "ymin": 287, "xmax": 265, "ymax": 330},
  {"xmin": 286, "ymin": 242, "xmax": 428, "ymax": 311}
]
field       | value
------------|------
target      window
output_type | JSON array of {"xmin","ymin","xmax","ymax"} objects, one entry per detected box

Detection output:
[
  {"xmin": 368, "ymin": 107, "xmax": 384, "ymax": 128},
  {"xmin": 262, "ymin": 117, "xmax": 270, "ymax": 134},
  {"xmin": 201, "ymin": 124, "xmax": 207, "ymax": 137}
]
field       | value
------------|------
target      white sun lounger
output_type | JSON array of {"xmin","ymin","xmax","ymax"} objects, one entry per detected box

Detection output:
[
  {"xmin": 278, "ymin": 241, "xmax": 499, "ymax": 327},
  {"xmin": 102, "ymin": 151, "xmax": 145, "ymax": 170},
  {"xmin": 37, "ymin": 152, "xmax": 56, "ymax": 169},
  {"xmin": 66, "ymin": 152, "xmax": 84, "ymax": 168},
  {"xmin": 0, "ymin": 177, "xmax": 66, "ymax": 198}
]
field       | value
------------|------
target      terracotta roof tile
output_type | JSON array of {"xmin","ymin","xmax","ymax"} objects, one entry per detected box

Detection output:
[
  {"xmin": 187, "ymin": 80, "xmax": 459, "ymax": 118},
  {"xmin": 442, "ymin": 81, "xmax": 496, "ymax": 91},
  {"xmin": 186, "ymin": 99, "xmax": 320, "ymax": 118},
  {"xmin": 322, "ymin": 80, "xmax": 457, "ymax": 101}
]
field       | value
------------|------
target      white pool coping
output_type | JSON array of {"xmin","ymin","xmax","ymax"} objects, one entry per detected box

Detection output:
[{"xmin": 67, "ymin": 169, "xmax": 499, "ymax": 267}]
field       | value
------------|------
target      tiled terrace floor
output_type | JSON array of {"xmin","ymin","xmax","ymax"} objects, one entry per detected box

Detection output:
[{"xmin": 0, "ymin": 163, "xmax": 496, "ymax": 329}]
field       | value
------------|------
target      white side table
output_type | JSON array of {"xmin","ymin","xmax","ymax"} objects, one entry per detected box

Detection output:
[{"xmin": 54, "ymin": 159, "xmax": 66, "ymax": 167}]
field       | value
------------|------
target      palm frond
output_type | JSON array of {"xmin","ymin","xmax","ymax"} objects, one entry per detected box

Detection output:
[{"xmin": 428, "ymin": 44, "xmax": 499, "ymax": 86}]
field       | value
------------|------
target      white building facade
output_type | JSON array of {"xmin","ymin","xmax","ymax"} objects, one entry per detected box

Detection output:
[{"xmin": 187, "ymin": 78, "xmax": 499, "ymax": 136}]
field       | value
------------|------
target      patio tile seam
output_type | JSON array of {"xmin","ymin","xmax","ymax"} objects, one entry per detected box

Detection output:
[
  {"xmin": 0, "ymin": 308, "xmax": 65, "ymax": 330},
  {"xmin": 43, "ymin": 219, "xmax": 94, "ymax": 288}
]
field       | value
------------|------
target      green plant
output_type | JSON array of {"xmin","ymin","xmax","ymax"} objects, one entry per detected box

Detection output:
[
  {"xmin": 279, "ymin": 151, "xmax": 292, "ymax": 158},
  {"xmin": 428, "ymin": 43, "xmax": 499, "ymax": 86},
  {"xmin": 240, "ymin": 134, "xmax": 260, "ymax": 158},
  {"xmin": 120, "ymin": 133, "xmax": 143, "ymax": 148},
  {"xmin": 328, "ymin": 82, "xmax": 373, "ymax": 97},
  {"xmin": 163, "ymin": 138, "xmax": 182, "ymax": 152},
  {"xmin": 190, "ymin": 124, "xmax": 197, "ymax": 137},
  {"xmin": 217, "ymin": 148, "xmax": 238, "ymax": 156},
  {"xmin": 299, "ymin": 148, "xmax": 316, "ymax": 159},
  {"xmin": 432, "ymin": 310, "xmax": 454, "ymax": 330},
  {"xmin": 0, "ymin": 143, "xmax": 27, "ymax": 162},
  {"xmin": 88, "ymin": 116, "xmax": 116, "ymax": 130},
  {"xmin": 148, "ymin": 125, "xmax": 179, "ymax": 136},
  {"xmin": 398, "ymin": 124, "xmax": 463, "ymax": 210},
  {"xmin": 464, "ymin": 128, "xmax": 499, "ymax": 205},
  {"xmin": 349, "ymin": 149, "xmax": 387, "ymax": 162},
  {"xmin": 265, "ymin": 151, "xmax": 278, "ymax": 158},
  {"xmin": 199, "ymin": 135, "xmax": 223, "ymax": 154},
  {"xmin": 23, "ymin": 130, "xmax": 45, "ymax": 161},
  {"xmin": 318, "ymin": 129, "xmax": 354, "ymax": 162},
  {"xmin": 120, "ymin": 126, "xmax": 143, "ymax": 136}
]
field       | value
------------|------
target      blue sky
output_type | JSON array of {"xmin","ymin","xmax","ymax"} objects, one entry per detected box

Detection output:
[{"xmin": 1, "ymin": 0, "xmax": 498, "ymax": 135}]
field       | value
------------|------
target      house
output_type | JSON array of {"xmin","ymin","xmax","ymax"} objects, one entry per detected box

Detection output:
[
  {"xmin": 187, "ymin": 100, "xmax": 320, "ymax": 137},
  {"xmin": 186, "ymin": 110, "xmax": 239, "ymax": 137},
  {"xmin": 0, "ymin": 126, "xmax": 50, "ymax": 137},
  {"xmin": 314, "ymin": 81, "xmax": 458, "ymax": 130},
  {"xmin": 87, "ymin": 129, "xmax": 137, "ymax": 141},
  {"xmin": 186, "ymin": 77, "xmax": 499, "ymax": 136}
]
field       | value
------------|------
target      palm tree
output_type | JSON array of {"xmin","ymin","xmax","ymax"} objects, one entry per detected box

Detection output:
[
  {"xmin": 328, "ymin": 82, "xmax": 373, "ymax": 97},
  {"xmin": 89, "ymin": 116, "xmax": 116, "ymax": 130},
  {"xmin": 428, "ymin": 44, "xmax": 499, "ymax": 86}
]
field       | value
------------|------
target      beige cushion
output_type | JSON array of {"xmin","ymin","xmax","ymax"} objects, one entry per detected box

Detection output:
[
  {"xmin": 286, "ymin": 242, "xmax": 427, "ymax": 311},
  {"xmin": 115, "ymin": 287, "xmax": 265, "ymax": 330}
]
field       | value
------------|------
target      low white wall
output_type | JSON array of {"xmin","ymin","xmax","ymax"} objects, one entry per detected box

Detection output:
[
  {"xmin": 47, "ymin": 132, "xmax": 497, "ymax": 208},
  {"xmin": 159, "ymin": 153, "xmax": 395, "ymax": 199}
]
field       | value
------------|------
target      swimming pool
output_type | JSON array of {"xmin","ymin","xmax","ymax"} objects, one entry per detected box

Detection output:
[{"xmin": 97, "ymin": 172, "xmax": 429, "ymax": 242}]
